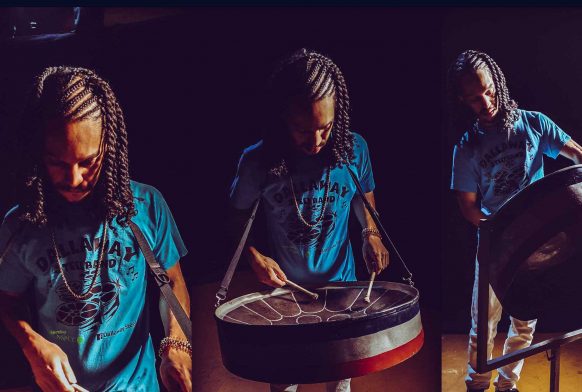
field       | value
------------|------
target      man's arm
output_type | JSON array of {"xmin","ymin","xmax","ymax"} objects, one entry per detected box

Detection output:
[
  {"xmin": 351, "ymin": 191, "xmax": 389, "ymax": 274},
  {"xmin": 0, "ymin": 290, "xmax": 81, "ymax": 392},
  {"xmin": 455, "ymin": 191, "xmax": 487, "ymax": 227},
  {"xmin": 559, "ymin": 139, "xmax": 582, "ymax": 164},
  {"xmin": 228, "ymin": 206, "xmax": 287, "ymax": 288},
  {"xmin": 158, "ymin": 261, "xmax": 192, "ymax": 392}
]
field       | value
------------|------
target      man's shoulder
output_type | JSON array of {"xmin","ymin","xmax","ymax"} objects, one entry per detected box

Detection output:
[
  {"xmin": 351, "ymin": 130, "xmax": 367, "ymax": 143},
  {"xmin": 0, "ymin": 205, "xmax": 27, "ymax": 242},
  {"xmin": 455, "ymin": 130, "xmax": 477, "ymax": 150},
  {"xmin": 239, "ymin": 140, "xmax": 265, "ymax": 162},
  {"xmin": 236, "ymin": 140, "xmax": 268, "ymax": 175},
  {"xmin": 350, "ymin": 131, "xmax": 369, "ymax": 154},
  {"xmin": 2, "ymin": 205, "xmax": 21, "ymax": 227},
  {"xmin": 130, "ymin": 180, "xmax": 166, "ymax": 207},
  {"xmin": 514, "ymin": 109, "xmax": 554, "ymax": 134},
  {"xmin": 516, "ymin": 109, "xmax": 551, "ymax": 125}
]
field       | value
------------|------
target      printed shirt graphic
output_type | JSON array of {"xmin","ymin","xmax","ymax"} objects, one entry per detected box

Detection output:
[
  {"xmin": 0, "ymin": 181, "xmax": 187, "ymax": 392},
  {"xmin": 451, "ymin": 110, "xmax": 571, "ymax": 215},
  {"xmin": 230, "ymin": 132, "xmax": 375, "ymax": 284}
]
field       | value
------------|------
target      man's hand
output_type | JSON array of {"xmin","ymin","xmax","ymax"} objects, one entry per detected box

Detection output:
[
  {"xmin": 249, "ymin": 247, "xmax": 287, "ymax": 287},
  {"xmin": 362, "ymin": 236, "xmax": 389, "ymax": 274},
  {"xmin": 160, "ymin": 348, "xmax": 192, "ymax": 392},
  {"xmin": 23, "ymin": 334, "xmax": 83, "ymax": 392},
  {"xmin": 455, "ymin": 191, "xmax": 487, "ymax": 227}
]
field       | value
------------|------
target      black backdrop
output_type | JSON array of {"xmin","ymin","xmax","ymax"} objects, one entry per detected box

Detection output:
[
  {"xmin": 0, "ymin": 8, "xmax": 444, "ymax": 388},
  {"xmin": 4, "ymin": 5, "xmax": 582, "ymax": 390},
  {"xmin": 442, "ymin": 8, "xmax": 582, "ymax": 333}
]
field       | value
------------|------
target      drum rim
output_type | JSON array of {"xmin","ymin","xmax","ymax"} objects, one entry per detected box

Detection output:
[
  {"xmin": 215, "ymin": 280, "xmax": 419, "ymax": 326},
  {"xmin": 491, "ymin": 164, "xmax": 582, "ymax": 224}
]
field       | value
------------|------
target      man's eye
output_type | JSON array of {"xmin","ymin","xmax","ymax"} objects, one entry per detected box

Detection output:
[
  {"xmin": 80, "ymin": 158, "xmax": 95, "ymax": 167},
  {"xmin": 48, "ymin": 160, "xmax": 66, "ymax": 168}
]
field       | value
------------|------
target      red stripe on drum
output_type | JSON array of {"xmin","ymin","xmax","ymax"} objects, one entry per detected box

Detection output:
[{"xmin": 324, "ymin": 328, "xmax": 425, "ymax": 380}]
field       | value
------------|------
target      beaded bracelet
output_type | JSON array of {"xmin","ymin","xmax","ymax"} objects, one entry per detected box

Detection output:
[
  {"xmin": 159, "ymin": 337, "xmax": 193, "ymax": 359},
  {"xmin": 362, "ymin": 227, "xmax": 382, "ymax": 240}
]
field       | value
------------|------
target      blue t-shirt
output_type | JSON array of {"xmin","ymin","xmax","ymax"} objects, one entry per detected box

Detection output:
[
  {"xmin": 451, "ymin": 110, "xmax": 571, "ymax": 215},
  {"xmin": 230, "ymin": 132, "xmax": 375, "ymax": 284},
  {"xmin": 0, "ymin": 181, "xmax": 187, "ymax": 392}
]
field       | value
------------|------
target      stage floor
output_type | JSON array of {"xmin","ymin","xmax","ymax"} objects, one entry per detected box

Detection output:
[
  {"xmin": 192, "ymin": 270, "xmax": 440, "ymax": 391},
  {"xmin": 442, "ymin": 333, "xmax": 582, "ymax": 391}
]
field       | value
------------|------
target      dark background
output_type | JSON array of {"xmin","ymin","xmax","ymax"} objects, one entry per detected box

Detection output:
[
  {"xmin": 442, "ymin": 8, "xmax": 582, "ymax": 333},
  {"xmin": 0, "ymin": 7, "xmax": 444, "ymax": 389}
]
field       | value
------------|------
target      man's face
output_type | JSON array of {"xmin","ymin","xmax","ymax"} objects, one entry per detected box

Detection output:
[
  {"xmin": 43, "ymin": 118, "xmax": 105, "ymax": 203},
  {"xmin": 284, "ymin": 95, "xmax": 335, "ymax": 156},
  {"xmin": 458, "ymin": 68, "xmax": 498, "ymax": 123}
]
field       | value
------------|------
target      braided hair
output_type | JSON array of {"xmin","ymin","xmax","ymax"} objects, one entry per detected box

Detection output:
[
  {"xmin": 447, "ymin": 50, "xmax": 519, "ymax": 137},
  {"xmin": 264, "ymin": 48, "xmax": 354, "ymax": 177},
  {"xmin": 18, "ymin": 66, "xmax": 135, "ymax": 227}
]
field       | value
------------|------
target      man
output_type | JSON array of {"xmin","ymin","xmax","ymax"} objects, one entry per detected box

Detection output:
[
  {"xmin": 0, "ymin": 67, "xmax": 192, "ymax": 392},
  {"xmin": 229, "ymin": 49, "xmax": 389, "ymax": 392},
  {"xmin": 449, "ymin": 50, "xmax": 582, "ymax": 392}
]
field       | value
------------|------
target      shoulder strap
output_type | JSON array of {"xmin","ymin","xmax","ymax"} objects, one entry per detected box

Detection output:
[
  {"xmin": 128, "ymin": 221, "xmax": 192, "ymax": 342},
  {"xmin": 215, "ymin": 197, "xmax": 261, "ymax": 308},
  {"xmin": 346, "ymin": 166, "xmax": 415, "ymax": 286}
]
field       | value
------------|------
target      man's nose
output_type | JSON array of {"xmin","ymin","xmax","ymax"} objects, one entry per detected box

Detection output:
[
  {"xmin": 65, "ymin": 165, "xmax": 84, "ymax": 188},
  {"xmin": 482, "ymin": 95, "xmax": 493, "ymax": 109},
  {"xmin": 312, "ymin": 130, "xmax": 323, "ymax": 146}
]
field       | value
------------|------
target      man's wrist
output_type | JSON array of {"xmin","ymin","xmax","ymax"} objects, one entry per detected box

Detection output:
[
  {"xmin": 159, "ymin": 336, "xmax": 192, "ymax": 359},
  {"xmin": 362, "ymin": 227, "xmax": 382, "ymax": 241}
]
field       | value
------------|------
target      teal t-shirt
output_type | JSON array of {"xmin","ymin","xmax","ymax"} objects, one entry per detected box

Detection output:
[
  {"xmin": 451, "ymin": 110, "xmax": 571, "ymax": 215},
  {"xmin": 230, "ymin": 132, "xmax": 375, "ymax": 284},
  {"xmin": 0, "ymin": 181, "xmax": 187, "ymax": 392}
]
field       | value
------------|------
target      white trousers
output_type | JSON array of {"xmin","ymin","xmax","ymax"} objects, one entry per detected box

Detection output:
[
  {"xmin": 465, "ymin": 260, "xmax": 537, "ymax": 391},
  {"xmin": 270, "ymin": 379, "xmax": 351, "ymax": 392}
]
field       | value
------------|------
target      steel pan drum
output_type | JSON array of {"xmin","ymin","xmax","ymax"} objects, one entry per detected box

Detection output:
[
  {"xmin": 214, "ymin": 281, "xmax": 423, "ymax": 384},
  {"xmin": 487, "ymin": 165, "xmax": 582, "ymax": 321}
]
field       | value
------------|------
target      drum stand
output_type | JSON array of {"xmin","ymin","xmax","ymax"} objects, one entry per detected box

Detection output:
[{"xmin": 476, "ymin": 219, "xmax": 582, "ymax": 392}]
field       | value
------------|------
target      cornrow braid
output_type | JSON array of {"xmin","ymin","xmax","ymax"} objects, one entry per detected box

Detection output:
[
  {"xmin": 265, "ymin": 48, "xmax": 355, "ymax": 177},
  {"xmin": 447, "ymin": 50, "xmax": 519, "ymax": 138},
  {"xmin": 18, "ymin": 66, "xmax": 135, "ymax": 227}
]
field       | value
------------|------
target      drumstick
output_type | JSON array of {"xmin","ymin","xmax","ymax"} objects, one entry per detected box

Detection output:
[
  {"xmin": 285, "ymin": 279, "xmax": 319, "ymax": 300},
  {"xmin": 364, "ymin": 272, "xmax": 377, "ymax": 303}
]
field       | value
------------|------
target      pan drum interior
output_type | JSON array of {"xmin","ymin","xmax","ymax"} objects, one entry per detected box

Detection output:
[
  {"xmin": 214, "ymin": 281, "xmax": 423, "ymax": 384},
  {"xmin": 488, "ymin": 165, "xmax": 582, "ymax": 321}
]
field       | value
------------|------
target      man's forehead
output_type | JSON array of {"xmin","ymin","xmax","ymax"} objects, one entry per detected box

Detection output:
[
  {"xmin": 44, "ymin": 118, "xmax": 103, "ymax": 158},
  {"xmin": 287, "ymin": 96, "xmax": 335, "ymax": 121},
  {"xmin": 459, "ymin": 69, "xmax": 494, "ymax": 95}
]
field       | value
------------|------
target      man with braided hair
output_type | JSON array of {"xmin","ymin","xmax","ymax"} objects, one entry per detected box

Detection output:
[
  {"xmin": 229, "ymin": 49, "xmax": 389, "ymax": 392},
  {"xmin": 448, "ymin": 50, "xmax": 582, "ymax": 392},
  {"xmin": 0, "ymin": 67, "xmax": 192, "ymax": 391}
]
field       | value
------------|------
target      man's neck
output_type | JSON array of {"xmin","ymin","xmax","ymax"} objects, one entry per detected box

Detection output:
[{"xmin": 477, "ymin": 116, "xmax": 501, "ymax": 132}]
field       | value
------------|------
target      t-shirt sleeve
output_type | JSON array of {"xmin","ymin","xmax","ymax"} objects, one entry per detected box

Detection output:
[
  {"xmin": 537, "ymin": 112, "xmax": 571, "ymax": 159},
  {"xmin": 0, "ymin": 213, "xmax": 33, "ymax": 294},
  {"xmin": 354, "ymin": 134, "xmax": 375, "ymax": 193},
  {"xmin": 451, "ymin": 143, "xmax": 479, "ymax": 193},
  {"xmin": 229, "ymin": 149, "xmax": 263, "ymax": 209},
  {"xmin": 152, "ymin": 192, "xmax": 188, "ymax": 270}
]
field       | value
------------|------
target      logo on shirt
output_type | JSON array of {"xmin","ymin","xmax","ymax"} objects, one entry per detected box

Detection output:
[
  {"xmin": 55, "ymin": 278, "xmax": 122, "ymax": 331},
  {"xmin": 481, "ymin": 138, "xmax": 531, "ymax": 198}
]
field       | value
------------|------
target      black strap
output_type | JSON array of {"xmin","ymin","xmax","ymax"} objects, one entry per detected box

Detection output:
[
  {"xmin": 128, "ymin": 221, "xmax": 192, "ymax": 342},
  {"xmin": 215, "ymin": 198, "xmax": 261, "ymax": 308},
  {"xmin": 346, "ymin": 166, "xmax": 414, "ymax": 286}
]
